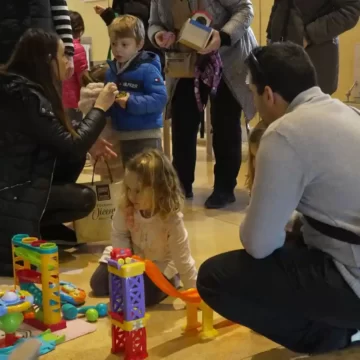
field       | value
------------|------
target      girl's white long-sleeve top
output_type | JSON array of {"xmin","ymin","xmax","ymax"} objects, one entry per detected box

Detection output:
[{"xmin": 100, "ymin": 208, "xmax": 198, "ymax": 289}]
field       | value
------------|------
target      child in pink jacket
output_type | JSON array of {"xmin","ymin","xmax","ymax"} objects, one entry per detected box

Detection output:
[{"xmin": 62, "ymin": 11, "xmax": 89, "ymax": 125}]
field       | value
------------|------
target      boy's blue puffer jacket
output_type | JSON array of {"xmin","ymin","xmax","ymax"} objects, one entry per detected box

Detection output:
[{"xmin": 105, "ymin": 51, "xmax": 167, "ymax": 132}]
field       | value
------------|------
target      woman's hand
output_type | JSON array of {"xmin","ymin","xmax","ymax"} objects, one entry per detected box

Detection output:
[
  {"xmin": 94, "ymin": 5, "xmax": 105, "ymax": 15},
  {"xmin": 154, "ymin": 31, "xmax": 176, "ymax": 49},
  {"xmin": 89, "ymin": 137, "xmax": 117, "ymax": 161},
  {"xmin": 78, "ymin": 83, "xmax": 104, "ymax": 115},
  {"xmin": 198, "ymin": 30, "xmax": 221, "ymax": 55},
  {"xmin": 94, "ymin": 83, "xmax": 118, "ymax": 112}
]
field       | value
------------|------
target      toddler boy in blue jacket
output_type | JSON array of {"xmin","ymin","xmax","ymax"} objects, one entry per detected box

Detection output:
[{"xmin": 105, "ymin": 15, "xmax": 167, "ymax": 164}]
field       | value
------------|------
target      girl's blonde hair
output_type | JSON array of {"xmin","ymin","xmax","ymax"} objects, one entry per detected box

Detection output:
[
  {"xmin": 245, "ymin": 121, "xmax": 267, "ymax": 191},
  {"xmin": 120, "ymin": 149, "xmax": 184, "ymax": 219}
]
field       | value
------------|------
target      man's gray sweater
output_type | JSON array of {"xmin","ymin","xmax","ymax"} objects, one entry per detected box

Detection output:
[{"xmin": 241, "ymin": 86, "xmax": 360, "ymax": 297}]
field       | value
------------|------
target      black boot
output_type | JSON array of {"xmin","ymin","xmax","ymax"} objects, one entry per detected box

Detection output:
[{"xmin": 204, "ymin": 190, "xmax": 236, "ymax": 209}]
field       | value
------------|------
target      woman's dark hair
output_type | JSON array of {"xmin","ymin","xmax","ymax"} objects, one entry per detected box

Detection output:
[
  {"xmin": 3, "ymin": 28, "xmax": 76, "ymax": 136},
  {"xmin": 245, "ymin": 42, "xmax": 318, "ymax": 103},
  {"xmin": 69, "ymin": 11, "xmax": 85, "ymax": 39}
]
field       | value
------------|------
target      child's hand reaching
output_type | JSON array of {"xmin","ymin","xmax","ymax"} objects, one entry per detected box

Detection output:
[
  {"xmin": 94, "ymin": 5, "xmax": 105, "ymax": 15},
  {"xmin": 116, "ymin": 92, "xmax": 130, "ymax": 109}
]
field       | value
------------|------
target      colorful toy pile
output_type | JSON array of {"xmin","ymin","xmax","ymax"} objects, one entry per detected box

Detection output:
[
  {"xmin": 0, "ymin": 234, "xmax": 101, "ymax": 359},
  {"xmin": 0, "ymin": 235, "xmax": 219, "ymax": 360}
]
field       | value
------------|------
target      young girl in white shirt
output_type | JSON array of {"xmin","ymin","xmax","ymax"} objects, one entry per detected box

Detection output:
[
  {"xmin": 246, "ymin": 122, "xmax": 302, "ymax": 237},
  {"xmin": 90, "ymin": 149, "xmax": 198, "ymax": 306}
]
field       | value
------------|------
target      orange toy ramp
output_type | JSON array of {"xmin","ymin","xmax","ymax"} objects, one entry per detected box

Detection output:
[{"xmin": 133, "ymin": 256, "xmax": 201, "ymax": 304}]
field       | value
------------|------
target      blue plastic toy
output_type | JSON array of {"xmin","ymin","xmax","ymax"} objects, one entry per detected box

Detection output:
[{"xmin": 59, "ymin": 281, "xmax": 86, "ymax": 306}]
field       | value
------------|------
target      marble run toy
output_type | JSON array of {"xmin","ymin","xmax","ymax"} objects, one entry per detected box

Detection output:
[
  {"xmin": 108, "ymin": 249, "xmax": 149, "ymax": 360},
  {"xmin": 12, "ymin": 234, "xmax": 66, "ymax": 332},
  {"xmin": 59, "ymin": 281, "xmax": 86, "ymax": 306}
]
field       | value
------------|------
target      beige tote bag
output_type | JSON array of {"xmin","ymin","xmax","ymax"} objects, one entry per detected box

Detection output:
[{"xmin": 74, "ymin": 161, "xmax": 121, "ymax": 243}]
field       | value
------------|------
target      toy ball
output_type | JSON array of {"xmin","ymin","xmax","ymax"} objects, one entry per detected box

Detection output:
[
  {"xmin": 96, "ymin": 303, "xmax": 108, "ymax": 317},
  {"xmin": 0, "ymin": 313, "xmax": 24, "ymax": 333},
  {"xmin": 86, "ymin": 309, "xmax": 99, "ymax": 323}
]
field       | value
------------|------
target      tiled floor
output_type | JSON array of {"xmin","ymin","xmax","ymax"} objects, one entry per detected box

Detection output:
[{"xmin": 3, "ymin": 147, "xmax": 360, "ymax": 359}]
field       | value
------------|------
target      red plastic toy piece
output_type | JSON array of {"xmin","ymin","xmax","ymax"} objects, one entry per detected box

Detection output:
[
  {"xmin": 31, "ymin": 240, "xmax": 47, "ymax": 247},
  {"xmin": 16, "ymin": 269, "xmax": 42, "ymax": 284},
  {"xmin": 111, "ymin": 325, "xmax": 148, "ymax": 360},
  {"xmin": 110, "ymin": 248, "xmax": 132, "ymax": 261}
]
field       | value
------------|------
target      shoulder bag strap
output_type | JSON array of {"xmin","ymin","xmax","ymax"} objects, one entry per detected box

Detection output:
[{"xmin": 304, "ymin": 215, "xmax": 360, "ymax": 245}]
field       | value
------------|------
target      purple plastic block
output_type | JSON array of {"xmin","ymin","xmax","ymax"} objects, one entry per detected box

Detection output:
[
  {"xmin": 122, "ymin": 274, "xmax": 145, "ymax": 322},
  {"xmin": 110, "ymin": 273, "xmax": 124, "ymax": 313},
  {"xmin": 108, "ymin": 259, "xmax": 120, "ymax": 269}
]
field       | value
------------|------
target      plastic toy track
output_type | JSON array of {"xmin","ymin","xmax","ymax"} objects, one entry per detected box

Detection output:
[{"xmin": 132, "ymin": 256, "xmax": 201, "ymax": 304}]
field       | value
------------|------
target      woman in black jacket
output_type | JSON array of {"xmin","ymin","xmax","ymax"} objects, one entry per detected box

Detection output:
[{"xmin": 0, "ymin": 28, "xmax": 118, "ymax": 276}]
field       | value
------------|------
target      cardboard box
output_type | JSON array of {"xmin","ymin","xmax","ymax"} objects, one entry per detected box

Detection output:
[{"xmin": 178, "ymin": 19, "xmax": 214, "ymax": 51}]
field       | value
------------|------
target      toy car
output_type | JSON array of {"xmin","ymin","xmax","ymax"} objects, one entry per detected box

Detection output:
[{"xmin": 59, "ymin": 281, "xmax": 86, "ymax": 306}]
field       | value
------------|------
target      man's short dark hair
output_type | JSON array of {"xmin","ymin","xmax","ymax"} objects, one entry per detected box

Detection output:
[{"xmin": 245, "ymin": 42, "xmax": 318, "ymax": 103}]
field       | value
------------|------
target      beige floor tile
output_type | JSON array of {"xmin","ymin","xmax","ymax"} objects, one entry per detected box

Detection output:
[{"xmin": 184, "ymin": 211, "xmax": 243, "ymax": 265}]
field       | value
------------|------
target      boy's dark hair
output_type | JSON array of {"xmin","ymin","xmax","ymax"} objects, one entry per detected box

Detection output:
[
  {"xmin": 69, "ymin": 10, "xmax": 85, "ymax": 39},
  {"xmin": 245, "ymin": 42, "xmax": 318, "ymax": 103}
]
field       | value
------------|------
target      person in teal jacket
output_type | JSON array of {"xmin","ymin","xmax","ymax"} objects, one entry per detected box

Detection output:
[{"xmin": 104, "ymin": 15, "xmax": 167, "ymax": 165}]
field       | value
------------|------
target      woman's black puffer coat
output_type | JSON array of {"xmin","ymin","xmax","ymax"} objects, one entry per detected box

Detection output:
[{"xmin": 0, "ymin": 73, "xmax": 106, "ymax": 272}]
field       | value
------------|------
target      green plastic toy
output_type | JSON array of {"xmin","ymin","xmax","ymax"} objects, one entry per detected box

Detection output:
[
  {"xmin": 0, "ymin": 313, "xmax": 23, "ymax": 333},
  {"xmin": 85, "ymin": 309, "xmax": 99, "ymax": 323},
  {"xmin": 40, "ymin": 329, "xmax": 65, "ymax": 345}
]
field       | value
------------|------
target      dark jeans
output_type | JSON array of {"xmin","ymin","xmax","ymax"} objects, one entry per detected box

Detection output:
[
  {"xmin": 90, "ymin": 263, "xmax": 175, "ymax": 307},
  {"xmin": 197, "ymin": 246, "xmax": 360, "ymax": 355},
  {"xmin": 121, "ymin": 138, "xmax": 162, "ymax": 166},
  {"xmin": 171, "ymin": 78, "xmax": 242, "ymax": 194},
  {"xmin": 40, "ymin": 154, "xmax": 95, "ymax": 241}
]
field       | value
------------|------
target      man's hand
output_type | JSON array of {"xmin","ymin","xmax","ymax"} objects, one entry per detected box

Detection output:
[
  {"xmin": 89, "ymin": 138, "xmax": 117, "ymax": 161},
  {"xmin": 65, "ymin": 56, "xmax": 74, "ymax": 79},
  {"xmin": 115, "ymin": 92, "xmax": 130, "ymax": 109},
  {"xmin": 198, "ymin": 30, "xmax": 221, "ymax": 55},
  {"xmin": 94, "ymin": 5, "xmax": 105, "ymax": 15}
]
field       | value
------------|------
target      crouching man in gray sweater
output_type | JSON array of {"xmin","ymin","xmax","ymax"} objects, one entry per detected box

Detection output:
[{"xmin": 197, "ymin": 42, "xmax": 360, "ymax": 355}]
